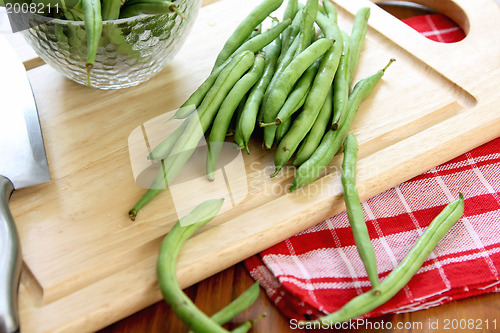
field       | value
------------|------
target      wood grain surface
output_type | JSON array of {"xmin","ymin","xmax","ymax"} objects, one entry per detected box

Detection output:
[{"xmin": 3, "ymin": 0, "xmax": 500, "ymax": 331}]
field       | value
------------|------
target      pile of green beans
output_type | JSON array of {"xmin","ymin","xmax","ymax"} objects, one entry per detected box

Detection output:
[
  {"xmin": 13, "ymin": 0, "xmax": 187, "ymax": 86},
  {"xmin": 157, "ymin": 199, "xmax": 264, "ymax": 332},
  {"xmin": 142, "ymin": 0, "xmax": 467, "ymax": 327},
  {"xmin": 130, "ymin": 0, "xmax": 385, "ymax": 219}
]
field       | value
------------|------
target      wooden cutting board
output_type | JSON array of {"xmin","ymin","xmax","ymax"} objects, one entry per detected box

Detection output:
[{"xmin": 9, "ymin": 0, "xmax": 500, "ymax": 331}]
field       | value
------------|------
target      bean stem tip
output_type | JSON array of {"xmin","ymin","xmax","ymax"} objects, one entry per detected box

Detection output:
[
  {"xmin": 259, "ymin": 120, "xmax": 280, "ymax": 127},
  {"xmin": 382, "ymin": 58, "xmax": 396, "ymax": 73},
  {"xmin": 270, "ymin": 168, "xmax": 281, "ymax": 178},
  {"xmin": 129, "ymin": 209, "xmax": 137, "ymax": 221},
  {"xmin": 169, "ymin": 4, "xmax": 186, "ymax": 19}
]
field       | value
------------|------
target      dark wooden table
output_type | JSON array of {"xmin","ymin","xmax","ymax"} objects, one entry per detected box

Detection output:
[
  {"xmin": 99, "ymin": 262, "xmax": 500, "ymax": 333},
  {"xmin": 100, "ymin": 2, "xmax": 500, "ymax": 332}
]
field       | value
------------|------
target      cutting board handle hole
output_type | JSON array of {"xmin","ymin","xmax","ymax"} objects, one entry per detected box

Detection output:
[{"xmin": 374, "ymin": 0, "xmax": 468, "ymax": 42}]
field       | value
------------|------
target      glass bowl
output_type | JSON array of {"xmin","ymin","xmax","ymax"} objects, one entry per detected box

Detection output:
[{"xmin": 20, "ymin": 0, "xmax": 201, "ymax": 89}]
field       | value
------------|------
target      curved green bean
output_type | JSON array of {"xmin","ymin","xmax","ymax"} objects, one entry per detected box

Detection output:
[
  {"xmin": 289, "ymin": 59, "xmax": 395, "ymax": 191},
  {"xmin": 331, "ymin": 31, "xmax": 351, "ymax": 129},
  {"xmin": 341, "ymin": 133, "xmax": 379, "ymax": 288},
  {"xmin": 348, "ymin": 7, "xmax": 370, "ymax": 87},
  {"xmin": 158, "ymin": 198, "xmax": 262, "ymax": 333},
  {"xmin": 129, "ymin": 51, "xmax": 255, "ymax": 220},
  {"xmin": 207, "ymin": 53, "xmax": 265, "ymax": 180},
  {"xmin": 172, "ymin": 18, "xmax": 291, "ymax": 120},
  {"xmin": 213, "ymin": 0, "xmax": 284, "ymax": 69},
  {"xmin": 304, "ymin": 194, "xmax": 464, "ymax": 325},
  {"xmin": 292, "ymin": 85, "xmax": 332, "ymax": 166},
  {"xmin": 81, "ymin": 0, "xmax": 102, "ymax": 87},
  {"xmin": 157, "ymin": 199, "xmax": 229, "ymax": 333}
]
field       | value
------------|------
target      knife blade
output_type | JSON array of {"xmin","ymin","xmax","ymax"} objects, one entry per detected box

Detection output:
[{"xmin": 0, "ymin": 35, "xmax": 50, "ymax": 333}]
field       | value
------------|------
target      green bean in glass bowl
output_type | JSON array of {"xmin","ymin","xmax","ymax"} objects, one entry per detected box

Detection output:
[{"xmin": 19, "ymin": 0, "xmax": 201, "ymax": 89}]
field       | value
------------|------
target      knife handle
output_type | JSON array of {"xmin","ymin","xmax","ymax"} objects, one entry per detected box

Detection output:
[{"xmin": 0, "ymin": 176, "xmax": 21, "ymax": 333}]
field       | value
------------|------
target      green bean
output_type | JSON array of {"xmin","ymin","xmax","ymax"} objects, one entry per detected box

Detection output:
[
  {"xmin": 292, "ymin": 85, "xmax": 332, "ymax": 166},
  {"xmin": 237, "ymin": 21, "xmax": 282, "ymax": 153},
  {"xmin": 259, "ymin": 29, "xmax": 300, "ymax": 122},
  {"xmin": 271, "ymin": 12, "xmax": 342, "ymax": 176},
  {"xmin": 305, "ymin": 194, "xmax": 464, "ymax": 325},
  {"xmin": 341, "ymin": 133, "xmax": 379, "ymax": 288},
  {"xmin": 261, "ymin": 38, "xmax": 333, "ymax": 149},
  {"xmin": 230, "ymin": 314, "xmax": 266, "ymax": 333},
  {"xmin": 101, "ymin": 0, "xmax": 121, "ymax": 20},
  {"xmin": 261, "ymin": 4, "xmax": 309, "ymax": 116},
  {"xmin": 279, "ymin": 7, "xmax": 303, "ymax": 58},
  {"xmin": 259, "ymin": 34, "xmax": 308, "ymax": 150},
  {"xmin": 231, "ymin": 19, "xmax": 290, "ymax": 60},
  {"xmin": 295, "ymin": 0, "xmax": 318, "ymax": 56},
  {"xmin": 213, "ymin": 0, "xmax": 284, "ymax": 69},
  {"xmin": 279, "ymin": 0, "xmax": 298, "ymax": 53},
  {"xmin": 275, "ymin": 116, "xmax": 292, "ymax": 144},
  {"xmin": 148, "ymin": 110, "xmax": 192, "ymax": 161},
  {"xmin": 81, "ymin": 0, "xmax": 102, "ymax": 87},
  {"xmin": 207, "ymin": 53, "xmax": 265, "ymax": 180},
  {"xmin": 158, "ymin": 199, "xmax": 262, "ymax": 333},
  {"xmin": 348, "ymin": 7, "xmax": 370, "ymax": 87},
  {"xmin": 289, "ymin": 59, "xmax": 395, "ymax": 191},
  {"xmin": 188, "ymin": 282, "xmax": 261, "ymax": 333},
  {"xmin": 323, "ymin": 0, "xmax": 337, "ymax": 23},
  {"xmin": 231, "ymin": 96, "xmax": 248, "ymax": 150},
  {"xmin": 172, "ymin": 18, "xmax": 291, "ymax": 120},
  {"xmin": 157, "ymin": 199, "xmax": 230, "ymax": 333},
  {"xmin": 65, "ymin": 7, "xmax": 83, "ymax": 21},
  {"xmin": 331, "ymin": 31, "xmax": 351, "ymax": 129},
  {"xmin": 61, "ymin": 0, "xmax": 83, "ymax": 14},
  {"xmin": 251, "ymin": 23, "xmax": 262, "ymax": 38},
  {"xmin": 129, "ymin": 51, "xmax": 255, "ymax": 220},
  {"xmin": 261, "ymin": 59, "xmax": 319, "ymax": 127},
  {"xmin": 120, "ymin": 1, "xmax": 182, "ymax": 19},
  {"xmin": 282, "ymin": 0, "xmax": 299, "ymax": 24}
]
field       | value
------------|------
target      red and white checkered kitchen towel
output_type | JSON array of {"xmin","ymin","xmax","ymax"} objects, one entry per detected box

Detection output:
[{"xmin": 244, "ymin": 14, "xmax": 500, "ymax": 320}]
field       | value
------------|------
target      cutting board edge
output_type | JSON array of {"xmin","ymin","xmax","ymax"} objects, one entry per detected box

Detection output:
[{"xmin": 18, "ymin": 101, "xmax": 500, "ymax": 333}]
